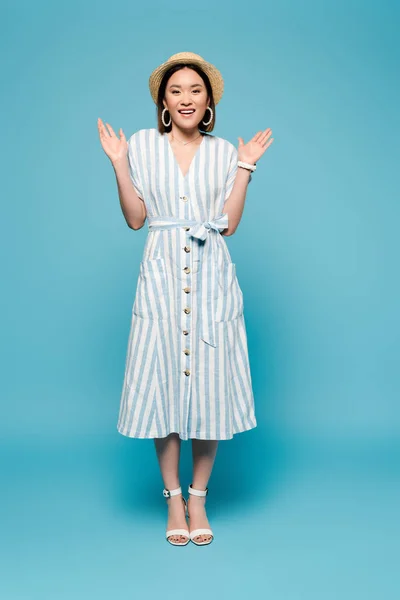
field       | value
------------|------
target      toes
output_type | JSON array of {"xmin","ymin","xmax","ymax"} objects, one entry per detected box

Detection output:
[
  {"xmin": 168, "ymin": 535, "xmax": 188, "ymax": 543},
  {"xmin": 194, "ymin": 534, "xmax": 212, "ymax": 543}
]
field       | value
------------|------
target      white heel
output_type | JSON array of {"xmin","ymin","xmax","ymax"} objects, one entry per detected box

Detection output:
[
  {"xmin": 187, "ymin": 484, "xmax": 214, "ymax": 545},
  {"xmin": 163, "ymin": 486, "xmax": 190, "ymax": 546}
]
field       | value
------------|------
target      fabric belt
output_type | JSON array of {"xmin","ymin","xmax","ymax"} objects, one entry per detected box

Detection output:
[{"xmin": 147, "ymin": 213, "xmax": 229, "ymax": 348}]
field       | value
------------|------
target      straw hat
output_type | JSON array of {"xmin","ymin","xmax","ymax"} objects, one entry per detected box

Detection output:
[{"xmin": 148, "ymin": 51, "xmax": 224, "ymax": 105}]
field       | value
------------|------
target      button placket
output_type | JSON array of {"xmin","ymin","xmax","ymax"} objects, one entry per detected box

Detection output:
[
  {"xmin": 182, "ymin": 214, "xmax": 192, "ymax": 378},
  {"xmin": 179, "ymin": 192, "xmax": 192, "ymax": 425}
]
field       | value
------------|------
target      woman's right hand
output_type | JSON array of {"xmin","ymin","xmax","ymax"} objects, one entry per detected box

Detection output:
[{"xmin": 97, "ymin": 118, "xmax": 128, "ymax": 166}]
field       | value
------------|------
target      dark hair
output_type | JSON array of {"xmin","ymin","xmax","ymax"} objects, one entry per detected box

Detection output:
[{"xmin": 156, "ymin": 64, "xmax": 216, "ymax": 134}]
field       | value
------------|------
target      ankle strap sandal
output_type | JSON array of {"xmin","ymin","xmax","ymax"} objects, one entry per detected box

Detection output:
[
  {"xmin": 187, "ymin": 484, "xmax": 214, "ymax": 546},
  {"xmin": 163, "ymin": 486, "xmax": 190, "ymax": 546}
]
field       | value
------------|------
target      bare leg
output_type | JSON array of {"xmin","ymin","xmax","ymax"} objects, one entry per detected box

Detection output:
[
  {"xmin": 154, "ymin": 433, "xmax": 188, "ymax": 544},
  {"xmin": 188, "ymin": 439, "xmax": 218, "ymax": 543}
]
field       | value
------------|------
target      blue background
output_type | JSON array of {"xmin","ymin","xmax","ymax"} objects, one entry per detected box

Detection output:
[{"xmin": 1, "ymin": 0, "xmax": 399, "ymax": 598}]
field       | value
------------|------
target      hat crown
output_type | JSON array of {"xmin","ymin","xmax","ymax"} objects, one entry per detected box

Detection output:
[{"xmin": 167, "ymin": 51, "xmax": 204, "ymax": 63}]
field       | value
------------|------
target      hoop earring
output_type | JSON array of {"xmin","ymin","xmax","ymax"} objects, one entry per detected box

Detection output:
[
  {"xmin": 202, "ymin": 106, "xmax": 213, "ymax": 126},
  {"xmin": 162, "ymin": 107, "xmax": 171, "ymax": 127}
]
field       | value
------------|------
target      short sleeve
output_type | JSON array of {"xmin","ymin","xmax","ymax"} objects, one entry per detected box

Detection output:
[
  {"xmin": 127, "ymin": 135, "xmax": 144, "ymax": 201},
  {"xmin": 224, "ymin": 144, "xmax": 252, "ymax": 201}
]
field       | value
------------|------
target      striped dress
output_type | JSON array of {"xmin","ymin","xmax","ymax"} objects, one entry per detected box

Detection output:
[{"xmin": 117, "ymin": 127, "xmax": 257, "ymax": 440}]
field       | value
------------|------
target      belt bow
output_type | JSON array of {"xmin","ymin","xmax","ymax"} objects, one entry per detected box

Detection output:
[{"xmin": 188, "ymin": 213, "xmax": 229, "ymax": 240}]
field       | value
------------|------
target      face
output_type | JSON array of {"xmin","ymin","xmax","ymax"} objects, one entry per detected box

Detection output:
[{"xmin": 163, "ymin": 67, "xmax": 209, "ymax": 130}]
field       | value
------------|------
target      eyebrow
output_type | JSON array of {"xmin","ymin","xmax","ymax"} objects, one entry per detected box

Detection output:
[{"xmin": 168, "ymin": 83, "xmax": 203, "ymax": 89}]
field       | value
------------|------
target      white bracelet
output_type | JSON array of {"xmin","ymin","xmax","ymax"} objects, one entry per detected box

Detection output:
[{"xmin": 238, "ymin": 160, "xmax": 257, "ymax": 172}]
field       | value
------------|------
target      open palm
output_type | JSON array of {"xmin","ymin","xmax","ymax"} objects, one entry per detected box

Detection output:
[
  {"xmin": 237, "ymin": 128, "xmax": 274, "ymax": 164},
  {"xmin": 97, "ymin": 118, "xmax": 128, "ymax": 165}
]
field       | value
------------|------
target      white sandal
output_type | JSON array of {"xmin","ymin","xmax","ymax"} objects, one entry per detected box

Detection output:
[
  {"xmin": 163, "ymin": 486, "xmax": 190, "ymax": 546},
  {"xmin": 187, "ymin": 484, "xmax": 214, "ymax": 545}
]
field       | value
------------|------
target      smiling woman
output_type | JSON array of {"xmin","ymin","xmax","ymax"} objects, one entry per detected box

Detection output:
[
  {"xmin": 154, "ymin": 56, "xmax": 218, "ymax": 135},
  {"xmin": 154, "ymin": 64, "xmax": 217, "ymax": 181},
  {"xmin": 98, "ymin": 50, "xmax": 273, "ymax": 547}
]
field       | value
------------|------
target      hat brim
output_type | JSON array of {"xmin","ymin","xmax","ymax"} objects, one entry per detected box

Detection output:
[{"xmin": 149, "ymin": 57, "xmax": 224, "ymax": 105}]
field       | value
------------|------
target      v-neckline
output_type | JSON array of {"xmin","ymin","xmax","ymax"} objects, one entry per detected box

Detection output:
[{"xmin": 163, "ymin": 130, "xmax": 206, "ymax": 179}]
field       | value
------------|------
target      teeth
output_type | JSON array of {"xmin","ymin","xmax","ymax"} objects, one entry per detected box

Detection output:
[{"xmin": 179, "ymin": 110, "xmax": 195, "ymax": 114}]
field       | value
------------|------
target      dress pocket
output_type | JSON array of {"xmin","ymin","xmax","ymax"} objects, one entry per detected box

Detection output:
[
  {"xmin": 133, "ymin": 257, "xmax": 169, "ymax": 320},
  {"xmin": 214, "ymin": 262, "xmax": 244, "ymax": 322}
]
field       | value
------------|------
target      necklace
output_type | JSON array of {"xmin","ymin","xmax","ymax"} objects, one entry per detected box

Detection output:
[{"xmin": 170, "ymin": 131, "xmax": 203, "ymax": 146}]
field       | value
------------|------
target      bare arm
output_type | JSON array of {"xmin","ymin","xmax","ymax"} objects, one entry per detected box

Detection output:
[
  {"xmin": 97, "ymin": 118, "xmax": 146, "ymax": 230},
  {"xmin": 112, "ymin": 156, "xmax": 147, "ymax": 230},
  {"xmin": 221, "ymin": 128, "xmax": 274, "ymax": 236},
  {"xmin": 221, "ymin": 167, "xmax": 252, "ymax": 236}
]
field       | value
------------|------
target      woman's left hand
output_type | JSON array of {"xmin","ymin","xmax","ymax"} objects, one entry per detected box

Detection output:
[{"xmin": 237, "ymin": 128, "xmax": 274, "ymax": 164}]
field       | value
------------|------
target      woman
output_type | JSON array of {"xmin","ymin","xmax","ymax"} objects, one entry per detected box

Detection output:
[{"xmin": 98, "ymin": 51, "xmax": 274, "ymax": 547}]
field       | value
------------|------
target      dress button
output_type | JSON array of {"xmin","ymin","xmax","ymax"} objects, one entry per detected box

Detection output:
[
  {"xmin": 183, "ymin": 287, "xmax": 191, "ymax": 293},
  {"xmin": 183, "ymin": 330, "xmax": 189, "ymax": 335},
  {"xmin": 184, "ymin": 369, "xmax": 191, "ymax": 376},
  {"xmin": 184, "ymin": 307, "xmax": 191, "ymax": 314},
  {"xmin": 184, "ymin": 246, "xmax": 191, "ymax": 253},
  {"xmin": 183, "ymin": 348, "xmax": 190, "ymax": 355},
  {"xmin": 183, "ymin": 266, "xmax": 191, "ymax": 274},
  {"xmin": 181, "ymin": 196, "xmax": 188, "ymax": 202}
]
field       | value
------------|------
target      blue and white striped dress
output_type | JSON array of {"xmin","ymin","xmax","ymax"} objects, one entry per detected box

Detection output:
[{"xmin": 117, "ymin": 127, "xmax": 257, "ymax": 440}]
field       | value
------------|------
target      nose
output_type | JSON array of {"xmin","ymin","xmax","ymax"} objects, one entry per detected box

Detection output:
[{"xmin": 179, "ymin": 94, "xmax": 193, "ymax": 106}]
